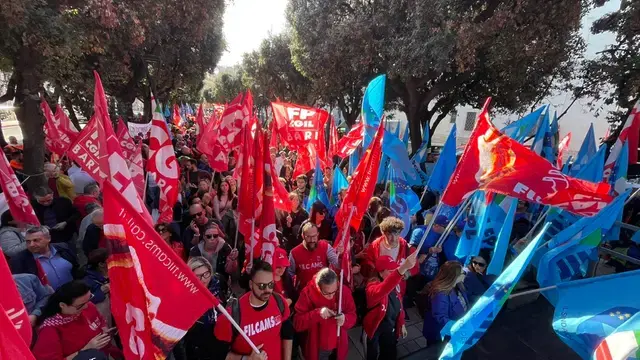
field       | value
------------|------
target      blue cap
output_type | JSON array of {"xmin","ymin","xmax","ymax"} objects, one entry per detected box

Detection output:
[{"xmin": 434, "ymin": 215, "xmax": 449, "ymax": 226}]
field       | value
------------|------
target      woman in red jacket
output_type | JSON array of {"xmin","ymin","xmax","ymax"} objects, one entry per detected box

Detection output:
[
  {"xmin": 362, "ymin": 252, "xmax": 417, "ymax": 360},
  {"xmin": 32, "ymin": 280, "xmax": 123, "ymax": 360},
  {"xmin": 293, "ymin": 268, "xmax": 357, "ymax": 360}
]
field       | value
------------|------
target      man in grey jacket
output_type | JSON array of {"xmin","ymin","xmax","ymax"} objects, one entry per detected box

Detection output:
[{"xmin": 0, "ymin": 210, "xmax": 26, "ymax": 258}]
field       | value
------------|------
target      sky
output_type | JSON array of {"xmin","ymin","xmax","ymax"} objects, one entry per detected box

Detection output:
[{"xmin": 217, "ymin": 0, "xmax": 623, "ymax": 151}]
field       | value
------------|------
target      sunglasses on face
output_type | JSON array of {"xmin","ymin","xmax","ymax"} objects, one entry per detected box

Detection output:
[
  {"xmin": 472, "ymin": 261, "xmax": 487, "ymax": 268},
  {"xmin": 191, "ymin": 211, "xmax": 205, "ymax": 218},
  {"xmin": 156, "ymin": 228, "xmax": 168, "ymax": 233},
  {"xmin": 205, "ymin": 233, "xmax": 219, "ymax": 239},
  {"xmin": 254, "ymin": 281, "xmax": 275, "ymax": 290}
]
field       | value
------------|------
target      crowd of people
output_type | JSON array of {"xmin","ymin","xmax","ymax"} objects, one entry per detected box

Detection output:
[{"xmin": 3, "ymin": 120, "xmax": 640, "ymax": 360}]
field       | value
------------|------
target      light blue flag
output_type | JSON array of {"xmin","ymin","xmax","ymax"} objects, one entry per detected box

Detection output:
[
  {"xmin": 362, "ymin": 75, "xmax": 386, "ymax": 150},
  {"xmin": 330, "ymin": 167, "xmax": 349, "ymax": 205},
  {"xmin": 389, "ymin": 167, "xmax": 422, "ymax": 238},
  {"xmin": 570, "ymin": 124, "xmax": 597, "ymax": 176},
  {"xmin": 411, "ymin": 123, "xmax": 431, "ymax": 164},
  {"xmin": 531, "ymin": 108, "xmax": 549, "ymax": 155},
  {"xmin": 606, "ymin": 141, "xmax": 629, "ymax": 241},
  {"xmin": 384, "ymin": 133, "xmax": 422, "ymax": 186},
  {"xmin": 455, "ymin": 191, "xmax": 489, "ymax": 261},
  {"xmin": 551, "ymin": 269, "xmax": 640, "ymax": 359},
  {"xmin": 575, "ymin": 144, "xmax": 607, "ymax": 183},
  {"xmin": 542, "ymin": 111, "xmax": 559, "ymax": 164},
  {"xmin": 305, "ymin": 157, "xmax": 331, "ymax": 212},
  {"xmin": 561, "ymin": 155, "xmax": 572, "ymax": 174},
  {"xmin": 502, "ymin": 106, "xmax": 547, "ymax": 143},
  {"xmin": 439, "ymin": 223, "xmax": 550, "ymax": 360},
  {"xmin": 348, "ymin": 146, "xmax": 362, "ymax": 176},
  {"xmin": 487, "ymin": 197, "xmax": 517, "ymax": 276},
  {"xmin": 426, "ymin": 124, "xmax": 457, "ymax": 194}
]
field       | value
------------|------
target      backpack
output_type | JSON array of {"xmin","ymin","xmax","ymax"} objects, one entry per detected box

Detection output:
[{"xmin": 228, "ymin": 293, "xmax": 286, "ymax": 342}]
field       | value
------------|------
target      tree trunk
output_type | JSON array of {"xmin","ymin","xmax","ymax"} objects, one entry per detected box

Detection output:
[
  {"xmin": 14, "ymin": 46, "xmax": 46, "ymax": 193},
  {"xmin": 405, "ymin": 84, "xmax": 423, "ymax": 154},
  {"xmin": 63, "ymin": 97, "xmax": 82, "ymax": 130},
  {"xmin": 0, "ymin": 122, "xmax": 9, "ymax": 149}
]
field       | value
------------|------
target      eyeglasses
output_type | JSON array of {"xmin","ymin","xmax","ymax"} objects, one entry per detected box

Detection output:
[
  {"xmin": 156, "ymin": 228, "xmax": 168, "ymax": 233},
  {"xmin": 254, "ymin": 281, "xmax": 275, "ymax": 290},
  {"xmin": 205, "ymin": 234, "xmax": 219, "ymax": 239},
  {"xmin": 191, "ymin": 211, "xmax": 205, "ymax": 218},
  {"xmin": 196, "ymin": 271, "xmax": 211, "ymax": 280},
  {"xmin": 472, "ymin": 261, "xmax": 487, "ymax": 268},
  {"xmin": 304, "ymin": 233, "xmax": 319, "ymax": 240},
  {"xmin": 73, "ymin": 293, "xmax": 95, "ymax": 310}
]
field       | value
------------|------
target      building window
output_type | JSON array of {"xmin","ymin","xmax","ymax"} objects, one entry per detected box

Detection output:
[
  {"xmin": 450, "ymin": 110, "xmax": 457, "ymax": 124},
  {"xmin": 464, "ymin": 112, "xmax": 476, "ymax": 131}
]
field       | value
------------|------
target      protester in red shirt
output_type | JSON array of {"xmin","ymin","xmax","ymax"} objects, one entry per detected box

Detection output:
[
  {"xmin": 155, "ymin": 223, "xmax": 186, "ymax": 261},
  {"xmin": 32, "ymin": 280, "xmax": 122, "ymax": 360},
  {"xmin": 360, "ymin": 217, "xmax": 418, "ymax": 294},
  {"xmin": 273, "ymin": 247, "xmax": 295, "ymax": 306},
  {"xmin": 72, "ymin": 183, "xmax": 101, "ymax": 218},
  {"xmin": 293, "ymin": 268, "xmax": 357, "ymax": 360},
  {"xmin": 215, "ymin": 260, "xmax": 294, "ymax": 360},
  {"xmin": 288, "ymin": 222, "xmax": 339, "ymax": 293},
  {"xmin": 363, "ymin": 253, "xmax": 417, "ymax": 360}
]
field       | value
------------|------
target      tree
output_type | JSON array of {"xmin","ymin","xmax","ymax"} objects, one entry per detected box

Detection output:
[
  {"xmin": 288, "ymin": 0, "xmax": 587, "ymax": 152},
  {"xmin": 241, "ymin": 33, "xmax": 316, "ymax": 106},
  {"xmin": 201, "ymin": 66, "xmax": 246, "ymax": 104}
]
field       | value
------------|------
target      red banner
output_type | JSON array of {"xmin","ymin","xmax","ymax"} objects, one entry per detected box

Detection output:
[
  {"xmin": 238, "ymin": 128, "xmax": 264, "ymax": 249},
  {"xmin": 604, "ymin": 100, "xmax": 640, "ymax": 180},
  {"xmin": 334, "ymin": 122, "xmax": 364, "ymax": 158},
  {"xmin": 441, "ymin": 98, "xmax": 612, "ymax": 216},
  {"xmin": 42, "ymin": 100, "xmax": 73, "ymax": 157},
  {"xmin": 117, "ymin": 117, "xmax": 137, "ymax": 163},
  {"xmin": 148, "ymin": 99, "xmax": 180, "ymax": 223},
  {"xmin": 0, "ymin": 152, "xmax": 39, "ymax": 225},
  {"xmin": 54, "ymin": 105, "xmax": 79, "ymax": 140},
  {"xmin": 258, "ymin": 134, "xmax": 279, "ymax": 264},
  {"xmin": 0, "ymin": 303, "xmax": 34, "ymax": 360},
  {"xmin": 196, "ymin": 106, "xmax": 225, "ymax": 171},
  {"xmin": 195, "ymin": 104, "xmax": 206, "ymax": 144},
  {"xmin": 271, "ymin": 102, "xmax": 329, "ymax": 163},
  {"xmin": 129, "ymin": 142, "xmax": 146, "ymax": 200},
  {"xmin": 328, "ymin": 115, "xmax": 339, "ymax": 160},
  {"xmin": 0, "ymin": 249, "xmax": 32, "ymax": 349},
  {"xmin": 67, "ymin": 115, "xmax": 109, "ymax": 186},
  {"xmin": 103, "ymin": 181, "xmax": 219, "ymax": 360},
  {"xmin": 172, "ymin": 104, "xmax": 182, "ymax": 126},
  {"xmin": 557, "ymin": 132, "xmax": 571, "ymax": 169},
  {"xmin": 334, "ymin": 120, "xmax": 384, "ymax": 234}
]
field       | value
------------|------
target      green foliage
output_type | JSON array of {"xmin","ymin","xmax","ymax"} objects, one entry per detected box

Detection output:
[
  {"xmin": 288, "ymin": 0, "xmax": 588, "ymax": 151},
  {"xmin": 201, "ymin": 66, "xmax": 245, "ymax": 104}
]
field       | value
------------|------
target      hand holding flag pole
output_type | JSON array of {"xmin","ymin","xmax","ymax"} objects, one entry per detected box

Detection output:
[{"xmin": 337, "ymin": 205, "xmax": 356, "ymax": 337}]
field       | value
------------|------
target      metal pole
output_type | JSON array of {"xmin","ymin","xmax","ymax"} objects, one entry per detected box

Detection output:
[
  {"xmin": 336, "ymin": 269, "xmax": 344, "ymax": 337},
  {"xmin": 249, "ymin": 219, "xmax": 255, "ymax": 266},
  {"xmin": 216, "ymin": 304, "xmax": 261, "ymax": 354},
  {"xmin": 508, "ymin": 285, "xmax": 557, "ymax": 299},
  {"xmin": 434, "ymin": 199, "xmax": 472, "ymax": 248},
  {"xmin": 625, "ymin": 187, "xmax": 640, "ymax": 206},
  {"xmin": 615, "ymin": 221, "xmax": 640, "ymax": 232},
  {"xmin": 414, "ymin": 202, "xmax": 443, "ymax": 252},
  {"xmin": 524, "ymin": 208, "xmax": 551, "ymax": 240},
  {"xmin": 336, "ymin": 206, "xmax": 355, "ymax": 337},
  {"xmin": 599, "ymin": 246, "xmax": 640, "ymax": 266}
]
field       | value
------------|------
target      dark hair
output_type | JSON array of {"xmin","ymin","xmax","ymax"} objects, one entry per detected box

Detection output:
[
  {"xmin": 34, "ymin": 186, "xmax": 53, "ymax": 197},
  {"xmin": 217, "ymin": 179, "xmax": 232, "ymax": 200},
  {"xmin": 37, "ymin": 281, "xmax": 91, "ymax": 326},
  {"xmin": 375, "ymin": 207, "xmax": 392, "ymax": 224},
  {"xmin": 250, "ymin": 259, "xmax": 273, "ymax": 279},
  {"xmin": 315, "ymin": 268, "xmax": 337, "ymax": 287},
  {"xmin": 87, "ymin": 248, "xmax": 109, "ymax": 269},
  {"xmin": 83, "ymin": 183, "xmax": 100, "ymax": 195},
  {"xmin": 309, "ymin": 202, "xmax": 327, "ymax": 223},
  {"xmin": 1, "ymin": 210, "xmax": 14, "ymax": 227},
  {"xmin": 231, "ymin": 196, "xmax": 238, "ymax": 210}
]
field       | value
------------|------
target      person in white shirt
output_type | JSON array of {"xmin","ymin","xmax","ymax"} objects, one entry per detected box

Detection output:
[{"xmin": 68, "ymin": 164, "xmax": 97, "ymax": 194}]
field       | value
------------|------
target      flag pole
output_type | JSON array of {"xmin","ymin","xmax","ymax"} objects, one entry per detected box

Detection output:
[
  {"xmin": 508, "ymin": 285, "xmax": 556, "ymax": 299},
  {"xmin": 434, "ymin": 199, "xmax": 472, "ymax": 248},
  {"xmin": 249, "ymin": 218, "xmax": 255, "ymax": 266},
  {"xmin": 216, "ymin": 304, "xmax": 261, "ymax": 354},
  {"xmin": 337, "ymin": 205, "xmax": 355, "ymax": 337},
  {"xmin": 414, "ymin": 201, "xmax": 443, "ymax": 252}
]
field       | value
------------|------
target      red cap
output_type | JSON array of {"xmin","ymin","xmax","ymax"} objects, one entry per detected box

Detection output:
[
  {"xmin": 273, "ymin": 247, "xmax": 290, "ymax": 268},
  {"xmin": 375, "ymin": 255, "xmax": 398, "ymax": 272}
]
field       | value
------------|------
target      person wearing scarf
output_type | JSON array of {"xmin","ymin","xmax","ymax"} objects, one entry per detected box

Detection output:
[{"xmin": 293, "ymin": 268, "xmax": 357, "ymax": 360}]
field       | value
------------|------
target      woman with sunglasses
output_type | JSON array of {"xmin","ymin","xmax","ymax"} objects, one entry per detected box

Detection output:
[
  {"xmin": 463, "ymin": 254, "xmax": 496, "ymax": 305},
  {"xmin": 184, "ymin": 257, "xmax": 229, "ymax": 360},
  {"xmin": 421, "ymin": 261, "xmax": 469, "ymax": 345},
  {"xmin": 32, "ymin": 280, "xmax": 123, "ymax": 360},
  {"xmin": 155, "ymin": 223, "xmax": 186, "ymax": 261},
  {"xmin": 188, "ymin": 223, "xmax": 237, "ymax": 281},
  {"xmin": 301, "ymin": 202, "xmax": 336, "ymax": 244}
]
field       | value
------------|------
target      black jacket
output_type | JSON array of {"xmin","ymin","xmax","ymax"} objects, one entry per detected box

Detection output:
[
  {"xmin": 10, "ymin": 243, "xmax": 80, "ymax": 279},
  {"xmin": 31, "ymin": 197, "xmax": 80, "ymax": 243}
]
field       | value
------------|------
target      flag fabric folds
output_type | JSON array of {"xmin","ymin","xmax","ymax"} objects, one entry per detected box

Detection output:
[
  {"xmin": 455, "ymin": 191, "xmax": 490, "ymax": 261},
  {"xmin": 306, "ymin": 156, "xmax": 331, "ymax": 212},
  {"xmin": 331, "ymin": 166, "xmax": 349, "ymax": 205},
  {"xmin": 426, "ymin": 124, "xmax": 457, "ymax": 194},
  {"xmin": 439, "ymin": 223, "xmax": 550, "ymax": 360},
  {"xmin": 0, "ymin": 249, "xmax": 33, "ymax": 348},
  {"xmin": 0, "ymin": 152, "xmax": 39, "ymax": 225},
  {"xmin": 502, "ymin": 106, "xmax": 547, "ymax": 143},
  {"xmin": 411, "ymin": 123, "xmax": 430, "ymax": 165},
  {"xmin": 486, "ymin": 197, "xmax": 517, "ymax": 276},
  {"xmin": 258, "ymin": 135, "xmax": 279, "ymax": 264},
  {"xmin": 116, "ymin": 117, "xmax": 137, "ymax": 163},
  {"xmin": 362, "ymin": 75, "xmax": 386, "ymax": 150},
  {"xmin": 335, "ymin": 122, "xmax": 364, "ymax": 158},
  {"xmin": 148, "ymin": 97, "xmax": 180, "ymax": 224},
  {"xmin": 551, "ymin": 269, "xmax": 640, "ymax": 360},
  {"xmin": 574, "ymin": 144, "xmax": 606, "ymax": 183},
  {"xmin": 571, "ymin": 124, "xmax": 597, "ymax": 176},
  {"xmin": 557, "ymin": 132, "xmax": 572, "ymax": 169},
  {"xmin": 604, "ymin": 100, "xmax": 640, "ymax": 180},
  {"xmin": 41, "ymin": 99, "xmax": 72, "ymax": 157},
  {"xmin": 103, "ymin": 181, "xmax": 220, "ymax": 359},
  {"xmin": 531, "ymin": 108, "xmax": 549, "ymax": 156},
  {"xmin": 389, "ymin": 166, "xmax": 421, "ymax": 238},
  {"xmin": 440, "ymin": 98, "xmax": 612, "ymax": 216}
]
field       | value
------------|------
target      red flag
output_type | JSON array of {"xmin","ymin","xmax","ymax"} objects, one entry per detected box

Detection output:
[
  {"xmin": 41, "ymin": 100, "xmax": 72, "ymax": 157},
  {"xmin": 67, "ymin": 115, "xmax": 109, "ymax": 186},
  {"xmin": 148, "ymin": 98, "xmax": 180, "ymax": 223},
  {"xmin": 238, "ymin": 128, "xmax": 264, "ymax": 246},
  {"xmin": 172, "ymin": 104, "xmax": 182, "ymax": 126},
  {"xmin": 269, "ymin": 121, "xmax": 278, "ymax": 149},
  {"xmin": 55, "ymin": 105, "xmax": 78, "ymax": 135},
  {"xmin": 272, "ymin": 169, "xmax": 293, "ymax": 212},
  {"xmin": 328, "ymin": 115, "xmax": 339, "ymax": 160},
  {"xmin": 334, "ymin": 120, "xmax": 384, "ymax": 233},
  {"xmin": 441, "ymin": 98, "xmax": 612, "ymax": 216},
  {"xmin": 102, "ymin": 181, "xmax": 220, "ymax": 359},
  {"xmin": 117, "ymin": 117, "xmax": 137, "ymax": 163},
  {"xmin": 0, "ymin": 249, "xmax": 33, "ymax": 350},
  {"xmin": 0, "ymin": 302, "xmax": 35, "ymax": 360},
  {"xmin": 129, "ymin": 142, "xmax": 145, "ymax": 199},
  {"xmin": 557, "ymin": 132, "xmax": 572, "ymax": 168},
  {"xmin": 0, "ymin": 152, "xmax": 39, "ymax": 225},
  {"xmin": 195, "ymin": 104, "xmax": 206, "ymax": 143},
  {"xmin": 271, "ymin": 102, "xmax": 329, "ymax": 162},
  {"xmin": 334, "ymin": 122, "xmax": 364, "ymax": 158},
  {"xmin": 258, "ymin": 134, "xmax": 279, "ymax": 264},
  {"xmin": 604, "ymin": 100, "xmax": 640, "ymax": 180},
  {"xmin": 197, "ymin": 108, "xmax": 226, "ymax": 171}
]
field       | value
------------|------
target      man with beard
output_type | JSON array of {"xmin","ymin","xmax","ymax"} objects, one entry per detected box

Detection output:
[
  {"xmin": 288, "ymin": 223, "xmax": 339, "ymax": 294},
  {"xmin": 215, "ymin": 260, "xmax": 293, "ymax": 360}
]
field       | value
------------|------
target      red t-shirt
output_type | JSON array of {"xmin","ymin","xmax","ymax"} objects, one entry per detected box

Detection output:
[
  {"xmin": 215, "ymin": 292, "xmax": 290, "ymax": 359},
  {"xmin": 291, "ymin": 240, "xmax": 330, "ymax": 290}
]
